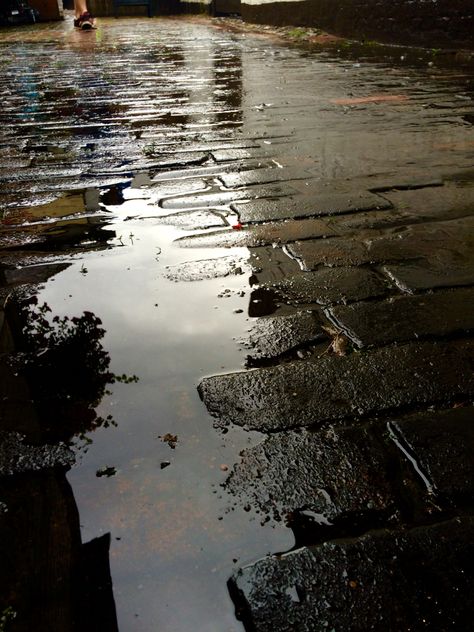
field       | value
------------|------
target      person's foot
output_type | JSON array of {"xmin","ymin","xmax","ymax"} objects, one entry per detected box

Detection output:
[{"xmin": 74, "ymin": 12, "xmax": 95, "ymax": 30}]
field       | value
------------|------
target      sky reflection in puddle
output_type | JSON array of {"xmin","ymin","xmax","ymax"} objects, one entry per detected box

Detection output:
[{"xmin": 37, "ymin": 203, "xmax": 292, "ymax": 631}]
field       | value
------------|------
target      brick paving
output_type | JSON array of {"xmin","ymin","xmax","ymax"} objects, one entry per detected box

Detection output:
[{"xmin": 1, "ymin": 13, "xmax": 474, "ymax": 631}]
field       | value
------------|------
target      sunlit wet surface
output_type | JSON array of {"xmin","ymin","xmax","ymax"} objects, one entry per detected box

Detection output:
[{"xmin": 1, "ymin": 13, "xmax": 474, "ymax": 632}]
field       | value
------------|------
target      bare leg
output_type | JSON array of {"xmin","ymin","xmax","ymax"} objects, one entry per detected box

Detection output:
[{"xmin": 73, "ymin": 0, "xmax": 89, "ymax": 17}]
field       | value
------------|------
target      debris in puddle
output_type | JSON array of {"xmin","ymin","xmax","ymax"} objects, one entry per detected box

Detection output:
[
  {"xmin": 159, "ymin": 433, "xmax": 178, "ymax": 449},
  {"xmin": 320, "ymin": 325, "xmax": 349, "ymax": 357},
  {"xmin": 220, "ymin": 464, "xmax": 229, "ymax": 472},
  {"xmin": 164, "ymin": 256, "xmax": 250, "ymax": 282},
  {"xmin": 96, "ymin": 466, "xmax": 117, "ymax": 477},
  {"xmin": 160, "ymin": 461, "xmax": 171, "ymax": 469}
]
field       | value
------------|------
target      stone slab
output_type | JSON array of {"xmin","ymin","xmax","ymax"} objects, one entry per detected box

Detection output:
[
  {"xmin": 225, "ymin": 425, "xmax": 397, "ymax": 525},
  {"xmin": 150, "ymin": 162, "xmax": 266, "ymax": 183},
  {"xmin": 161, "ymin": 184, "xmax": 297, "ymax": 210},
  {"xmin": 369, "ymin": 176, "xmax": 444, "ymax": 192},
  {"xmin": 148, "ymin": 178, "xmax": 209, "ymax": 201},
  {"xmin": 146, "ymin": 210, "xmax": 227, "ymax": 231},
  {"xmin": 210, "ymin": 149, "xmax": 255, "ymax": 162},
  {"xmin": 232, "ymin": 192, "xmax": 392, "ymax": 223},
  {"xmin": 199, "ymin": 340, "xmax": 474, "ymax": 432},
  {"xmin": 265, "ymin": 268, "xmax": 388, "ymax": 306},
  {"xmin": 231, "ymin": 517, "xmax": 474, "ymax": 632},
  {"xmin": 381, "ymin": 183, "xmax": 474, "ymax": 224},
  {"xmin": 0, "ymin": 431, "xmax": 74, "ymax": 476},
  {"xmin": 288, "ymin": 238, "xmax": 370, "ymax": 269},
  {"xmin": 383, "ymin": 255, "xmax": 474, "ymax": 292},
  {"xmin": 164, "ymin": 256, "xmax": 251, "ymax": 282},
  {"xmin": 328, "ymin": 287, "xmax": 474, "ymax": 347},
  {"xmin": 241, "ymin": 310, "xmax": 325, "ymax": 360},
  {"xmin": 175, "ymin": 218, "xmax": 338, "ymax": 249},
  {"xmin": 392, "ymin": 407, "xmax": 474, "ymax": 500},
  {"xmin": 3, "ymin": 263, "xmax": 70, "ymax": 287},
  {"xmin": 220, "ymin": 168, "xmax": 311, "ymax": 188},
  {"xmin": 289, "ymin": 216, "xmax": 474, "ymax": 270}
]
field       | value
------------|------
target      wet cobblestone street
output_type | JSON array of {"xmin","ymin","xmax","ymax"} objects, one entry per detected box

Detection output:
[{"xmin": 1, "ymin": 13, "xmax": 474, "ymax": 632}]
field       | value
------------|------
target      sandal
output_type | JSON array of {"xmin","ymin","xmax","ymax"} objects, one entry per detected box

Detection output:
[{"xmin": 74, "ymin": 12, "xmax": 95, "ymax": 30}]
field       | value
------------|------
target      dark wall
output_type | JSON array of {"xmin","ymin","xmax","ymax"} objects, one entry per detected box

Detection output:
[
  {"xmin": 240, "ymin": 0, "xmax": 474, "ymax": 48},
  {"xmin": 88, "ymin": 0, "xmax": 180, "ymax": 17}
]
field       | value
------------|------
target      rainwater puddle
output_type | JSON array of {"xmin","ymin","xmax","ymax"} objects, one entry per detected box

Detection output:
[{"xmin": 36, "ymin": 196, "xmax": 292, "ymax": 631}]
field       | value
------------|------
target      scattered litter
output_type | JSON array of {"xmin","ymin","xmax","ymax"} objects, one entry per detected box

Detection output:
[
  {"xmin": 159, "ymin": 433, "xmax": 178, "ymax": 449},
  {"xmin": 96, "ymin": 466, "xmax": 117, "ymax": 477},
  {"xmin": 320, "ymin": 325, "xmax": 349, "ymax": 357}
]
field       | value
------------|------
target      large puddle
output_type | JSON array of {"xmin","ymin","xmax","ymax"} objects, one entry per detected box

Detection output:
[{"xmin": 17, "ymin": 184, "xmax": 293, "ymax": 631}]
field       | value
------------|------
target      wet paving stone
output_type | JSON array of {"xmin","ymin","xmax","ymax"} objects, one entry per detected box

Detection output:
[
  {"xmin": 290, "ymin": 216, "xmax": 474, "ymax": 270},
  {"xmin": 210, "ymin": 148, "xmax": 256, "ymax": 161},
  {"xmin": 219, "ymin": 167, "xmax": 313, "ymax": 188},
  {"xmin": 148, "ymin": 178, "xmax": 209, "ymax": 200},
  {"xmin": 175, "ymin": 217, "xmax": 338, "ymax": 248},
  {"xmin": 240, "ymin": 310, "xmax": 326, "ymax": 361},
  {"xmin": 232, "ymin": 191, "xmax": 392, "ymax": 223},
  {"xmin": 150, "ymin": 161, "xmax": 273, "ymax": 183},
  {"xmin": 380, "ymin": 181, "xmax": 474, "ymax": 224},
  {"xmin": 160, "ymin": 183, "xmax": 298, "ymax": 210},
  {"xmin": 369, "ymin": 176, "xmax": 444, "ymax": 192},
  {"xmin": 1, "ymin": 263, "xmax": 71, "ymax": 288},
  {"xmin": 392, "ymin": 407, "xmax": 474, "ymax": 502},
  {"xmin": 383, "ymin": 253, "xmax": 474, "ymax": 291},
  {"xmin": 265, "ymin": 267, "xmax": 389, "ymax": 306},
  {"xmin": 288, "ymin": 238, "xmax": 371, "ymax": 268},
  {"xmin": 0, "ymin": 431, "xmax": 74, "ymax": 476},
  {"xmin": 146, "ymin": 209, "xmax": 227, "ymax": 230},
  {"xmin": 328, "ymin": 287, "xmax": 474, "ymax": 347},
  {"xmin": 199, "ymin": 339, "xmax": 474, "ymax": 432},
  {"xmin": 231, "ymin": 517, "xmax": 474, "ymax": 632},
  {"xmin": 164, "ymin": 255, "xmax": 251, "ymax": 282},
  {"xmin": 225, "ymin": 424, "xmax": 398, "ymax": 525}
]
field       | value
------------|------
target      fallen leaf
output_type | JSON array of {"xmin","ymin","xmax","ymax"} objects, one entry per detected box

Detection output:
[
  {"xmin": 159, "ymin": 433, "xmax": 178, "ymax": 449},
  {"xmin": 96, "ymin": 466, "xmax": 117, "ymax": 478}
]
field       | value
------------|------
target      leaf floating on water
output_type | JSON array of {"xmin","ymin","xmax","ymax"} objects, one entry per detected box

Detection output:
[
  {"xmin": 159, "ymin": 433, "xmax": 178, "ymax": 449},
  {"xmin": 96, "ymin": 466, "xmax": 117, "ymax": 477}
]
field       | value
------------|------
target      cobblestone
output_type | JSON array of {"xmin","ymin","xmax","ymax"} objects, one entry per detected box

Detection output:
[
  {"xmin": 231, "ymin": 517, "xmax": 474, "ymax": 632},
  {"xmin": 328, "ymin": 287, "xmax": 474, "ymax": 347},
  {"xmin": 199, "ymin": 340, "xmax": 474, "ymax": 432}
]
